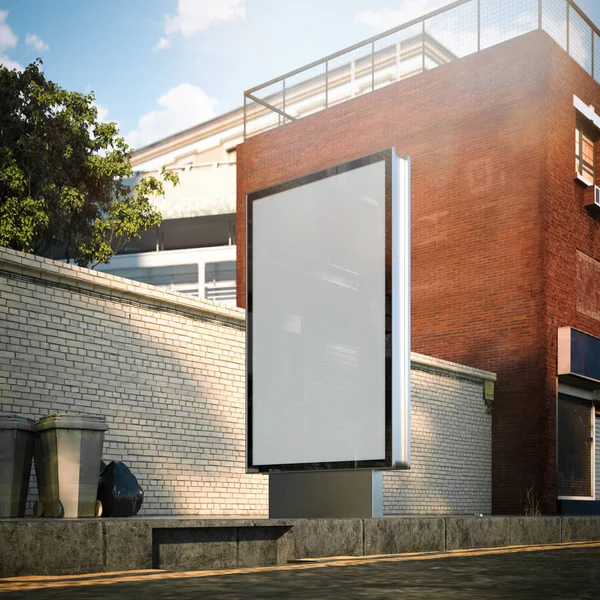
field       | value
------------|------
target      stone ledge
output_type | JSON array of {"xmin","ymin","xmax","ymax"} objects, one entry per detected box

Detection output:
[
  {"xmin": 411, "ymin": 352, "xmax": 496, "ymax": 382},
  {"xmin": 0, "ymin": 515, "xmax": 594, "ymax": 578},
  {"xmin": 0, "ymin": 247, "xmax": 245, "ymax": 325}
]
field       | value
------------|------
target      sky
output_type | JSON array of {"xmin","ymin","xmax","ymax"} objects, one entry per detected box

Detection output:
[{"xmin": 1, "ymin": 0, "xmax": 600, "ymax": 151}]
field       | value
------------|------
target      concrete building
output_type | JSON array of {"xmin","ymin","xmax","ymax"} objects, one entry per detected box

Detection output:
[
  {"xmin": 236, "ymin": 0, "xmax": 600, "ymax": 514},
  {"xmin": 96, "ymin": 33, "xmax": 455, "ymax": 305},
  {"xmin": 96, "ymin": 109, "xmax": 243, "ymax": 305}
]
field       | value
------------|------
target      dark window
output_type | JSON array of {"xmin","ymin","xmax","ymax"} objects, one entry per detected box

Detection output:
[
  {"xmin": 570, "ymin": 328, "xmax": 600, "ymax": 384},
  {"xmin": 557, "ymin": 393, "xmax": 593, "ymax": 497}
]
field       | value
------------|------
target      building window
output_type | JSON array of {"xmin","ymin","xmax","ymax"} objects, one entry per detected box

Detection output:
[
  {"xmin": 557, "ymin": 393, "xmax": 593, "ymax": 498},
  {"xmin": 596, "ymin": 411, "xmax": 600, "ymax": 499},
  {"xmin": 576, "ymin": 123, "xmax": 595, "ymax": 186}
]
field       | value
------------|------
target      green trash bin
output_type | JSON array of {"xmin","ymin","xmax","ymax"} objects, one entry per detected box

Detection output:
[
  {"xmin": 0, "ymin": 415, "xmax": 36, "ymax": 517},
  {"xmin": 34, "ymin": 414, "xmax": 107, "ymax": 518}
]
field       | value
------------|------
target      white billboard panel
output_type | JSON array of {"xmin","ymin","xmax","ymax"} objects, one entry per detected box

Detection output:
[{"xmin": 247, "ymin": 149, "xmax": 410, "ymax": 472}]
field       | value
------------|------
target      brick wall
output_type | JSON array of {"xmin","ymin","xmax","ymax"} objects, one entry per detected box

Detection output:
[
  {"xmin": 0, "ymin": 247, "xmax": 268, "ymax": 516},
  {"xmin": 385, "ymin": 355, "xmax": 492, "ymax": 515},
  {"xmin": 236, "ymin": 30, "xmax": 600, "ymax": 513},
  {"xmin": 0, "ymin": 248, "xmax": 493, "ymax": 516},
  {"xmin": 540, "ymin": 42, "xmax": 600, "ymax": 509}
]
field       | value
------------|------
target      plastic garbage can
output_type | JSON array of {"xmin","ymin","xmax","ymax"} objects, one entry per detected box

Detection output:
[
  {"xmin": 34, "ymin": 414, "xmax": 107, "ymax": 518},
  {"xmin": 0, "ymin": 415, "xmax": 36, "ymax": 517}
]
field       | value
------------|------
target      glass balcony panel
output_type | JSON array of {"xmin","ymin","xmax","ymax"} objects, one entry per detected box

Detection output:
[
  {"xmin": 373, "ymin": 24, "xmax": 423, "ymax": 90},
  {"xmin": 425, "ymin": 0, "xmax": 478, "ymax": 63},
  {"xmin": 569, "ymin": 5, "xmax": 593, "ymax": 74},
  {"xmin": 542, "ymin": 0, "xmax": 567, "ymax": 50},
  {"xmin": 480, "ymin": 0, "xmax": 538, "ymax": 50},
  {"xmin": 283, "ymin": 63, "xmax": 327, "ymax": 120},
  {"xmin": 327, "ymin": 43, "xmax": 374, "ymax": 108}
]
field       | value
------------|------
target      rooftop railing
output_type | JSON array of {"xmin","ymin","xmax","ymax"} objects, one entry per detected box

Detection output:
[{"xmin": 243, "ymin": 0, "xmax": 600, "ymax": 139}]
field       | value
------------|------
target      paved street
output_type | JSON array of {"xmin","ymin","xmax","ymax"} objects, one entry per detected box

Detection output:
[{"xmin": 1, "ymin": 542, "xmax": 600, "ymax": 599}]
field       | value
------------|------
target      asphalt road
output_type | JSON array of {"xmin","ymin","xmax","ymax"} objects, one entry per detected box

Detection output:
[{"xmin": 2, "ymin": 543, "xmax": 600, "ymax": 599}]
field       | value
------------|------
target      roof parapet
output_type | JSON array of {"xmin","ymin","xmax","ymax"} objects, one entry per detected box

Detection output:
[{"xmin": 244, "ymin": 0, "xmax": 599, "ymax": 139}]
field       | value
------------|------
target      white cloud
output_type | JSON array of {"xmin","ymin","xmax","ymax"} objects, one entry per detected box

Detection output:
[
  {"xmin": 93, "ymin": 102, "xmax": 110, "ymax": 123},
  {"xmin": 0, "ymin": 9, "xmax": 21, "ymax": 70},
  {"xmin": 153, "ymin": 36, "xmax": 171, "ymax": 52},
  {"xmin": 354, "ymin": 1, "xmax": 448, "ymax": 31},
  {"xmin": 0, "ymin": 54, "xmax": 22, "ymax": 70},
  {"xmin": 126, "ymin": 83, "xmax": 218, "ymax": 149},
  {"xmin": 89, "ymin": 102, "xmax": 115, "ymax": 156},
  {"xmin": 91, "ymin": 101, "xmax": 121, "ymax": 134},
  {"xmin": 25, "ymin": 33, "xmax": 49, "ymax": 53},
  {"xmin": 0, "ymin": 9, "xmax": 17, "ymax": 51},
  {"xmin": 155, "ymin": 0, "xmax": 246, "ymax": 51}
]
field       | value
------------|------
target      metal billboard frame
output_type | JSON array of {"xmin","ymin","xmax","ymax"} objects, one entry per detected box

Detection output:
[{"xmin": 246, "ymin": 148, "xmax": 410, "ymax": 473}]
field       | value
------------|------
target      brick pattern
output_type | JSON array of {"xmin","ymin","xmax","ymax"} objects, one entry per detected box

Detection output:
[
  {"xmin": 576, "ymin": 251, "xmax": 600, "ymax": 321},
  {"xmin": 540, "ymin": 39, "xmax": 600, "ymax": 512},
  {"xmin": 0, "ymin": 248, "xmax": 268, "ymax": 517},
  {"xmin": 236, "ymin": 31, "xmax": 600, "ymax": 513},
  {"xmin": 0, "ymin": 249, "xmax": 493, "ymax": 516},
  {"xmin": 384, "ymin": 361, "xmax": 492, "ymax": 515}
]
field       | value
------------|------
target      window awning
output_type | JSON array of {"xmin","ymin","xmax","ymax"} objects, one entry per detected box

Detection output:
[
  {"xmin": 574, "ymin": 95, "xmax": 600, "ymax": 132},
  {"xmin": 558, "ymin": 327, "xmax": 600, "ymax": 390}
]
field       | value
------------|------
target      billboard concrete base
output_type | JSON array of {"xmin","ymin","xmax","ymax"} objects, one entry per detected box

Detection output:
[{"xmin": 269, "ymin": 470, "xmax": 383, "ymax": 518}]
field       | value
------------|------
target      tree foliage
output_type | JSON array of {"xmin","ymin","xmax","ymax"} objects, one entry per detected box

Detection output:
[{"xmin": 0, "ymin": 60, "xmax": 178, "ymax": 266}]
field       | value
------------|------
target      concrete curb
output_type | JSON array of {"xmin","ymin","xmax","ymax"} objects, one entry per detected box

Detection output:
[{"xmin": 1, "ymin": 515, "xmax": 600, "ymax": 578}]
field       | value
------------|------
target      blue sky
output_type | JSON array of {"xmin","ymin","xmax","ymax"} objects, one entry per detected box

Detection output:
[{"xmin": 1, "ymin": 0, "xmax": 600, "ymax": 150}]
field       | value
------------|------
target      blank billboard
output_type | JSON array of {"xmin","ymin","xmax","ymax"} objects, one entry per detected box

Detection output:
[{"xmin": 247, "ymin": 149, "xmax": 410, "ymax": 472}]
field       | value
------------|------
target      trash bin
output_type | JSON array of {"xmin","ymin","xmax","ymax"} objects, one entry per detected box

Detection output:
[
  {"xmin": 0, "ymin": 415, "xmax": 36, "ymax": 517},
  {"xmin": 34, "ymin": 414, "xmax": 107, "ymax": 518}
]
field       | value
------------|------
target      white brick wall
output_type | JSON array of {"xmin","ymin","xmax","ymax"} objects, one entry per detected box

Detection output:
[
  {"xmin": 0, "ymin": 248, "xmax": 493, "ymax": 516},
  {"xmin": 384, "ymin": 356, "xmax": 492, "ymax": 515},
  {"xmin": 0, "ymin": 248, "xmax": 267, "ymax": 516}
]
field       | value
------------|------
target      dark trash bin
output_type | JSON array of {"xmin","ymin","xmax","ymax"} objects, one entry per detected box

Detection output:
[{"xmin": 0, "ymin": 415, "xmax": 35, "ymax": 517}]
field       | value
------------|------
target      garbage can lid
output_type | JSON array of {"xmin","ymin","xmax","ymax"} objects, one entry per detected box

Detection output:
[
  {"xmin": 0, "ymin": 414, "xmax": 36, "ymax": 431},
  {"xmin": 36, "ymin": 414, "xmax": 108, "ymax": 432}
]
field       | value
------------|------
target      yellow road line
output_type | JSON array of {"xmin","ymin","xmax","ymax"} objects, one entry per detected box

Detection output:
[
  {"xmin": 290, "ymin": 540, "xmax": 600, "ymax": 563},
  {"xmin": 0, "ymin": 570, "xmax": 162, "ymax": 583},
  {"xmin": 1, "ymin": 541, "xmax": 599, "ymax": 593}
]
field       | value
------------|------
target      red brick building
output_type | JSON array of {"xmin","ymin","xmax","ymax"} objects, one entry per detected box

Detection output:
[{"xmin": 236, "ymin": 2, "xmax": 600, "ymax": 514}]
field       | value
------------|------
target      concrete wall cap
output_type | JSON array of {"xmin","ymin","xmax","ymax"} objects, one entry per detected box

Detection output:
[
  {"xmin": 411, "ymin": 352, "xmax": 497, "ymax": 382},
  {"xmin": 0, "ymin": 246, "xmax": 245, "ymax": 325}
]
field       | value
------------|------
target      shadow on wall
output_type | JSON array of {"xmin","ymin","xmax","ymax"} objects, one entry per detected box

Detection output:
[
  {"xmin": 383, "ymin": 367, "xmax": 491, "ymax": 516},
  {"xmin": 460, "ymin": 344, "xmax": 549, "ymax": 515},
  {"xmin": 0, "ymin": 271, "xmax": 267, "ymax": 517},
  {"xmin": 383, "ymin": 391, "xmax": 450, "ymax": 516},
  {"xmin": 412, "ymin": 320, "xmax": 550, "ymax": 514}
]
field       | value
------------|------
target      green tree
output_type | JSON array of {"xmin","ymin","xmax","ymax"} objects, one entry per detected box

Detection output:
[{"xmin": 0, "ymin": 59, "xmax": 178, "ymax": 267}]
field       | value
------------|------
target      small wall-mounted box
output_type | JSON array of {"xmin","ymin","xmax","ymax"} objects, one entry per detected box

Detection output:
[{"xmin": 584, "ymin": 185, "xmax": 600, "ymax": 215}]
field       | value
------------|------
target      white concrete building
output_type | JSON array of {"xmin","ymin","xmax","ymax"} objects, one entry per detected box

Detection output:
[{"xmin": 96, "ymin": 34, "xmax": 455, "ymax": 305}]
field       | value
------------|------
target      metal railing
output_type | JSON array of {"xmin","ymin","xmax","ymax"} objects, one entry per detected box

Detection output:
[
  {"xmin": 243, "ymin": 0, "xmax": 600, "ymax": 139},
  {"xmin": 205, "ymin": 280, "xmax": 237, "ymax": 305}
]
